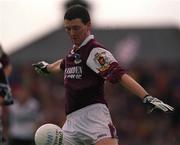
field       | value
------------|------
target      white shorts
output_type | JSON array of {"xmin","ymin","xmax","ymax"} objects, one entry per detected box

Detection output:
[{"xmin": 62, "ymin": 103, "xmax": 117, "ymax": 145}]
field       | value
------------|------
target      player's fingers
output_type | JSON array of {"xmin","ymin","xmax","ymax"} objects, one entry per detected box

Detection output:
[
  {"xmin": 34, "ymin": 68, "xmax": 42, "ymax": 74},
  {"xmin": 147, "ymin": 106, "xmax": 156, "ymax": 114},
  {"xmin": 164, "ymin": 104, "xmax": 174, "ymax": 111},
  {"xmin": 32, "ymin": 63, "xmax": 40, "ymax": 68},
  {"xmin": 156, "ymin": 104, "xmax": 169, "ymax": 112}
]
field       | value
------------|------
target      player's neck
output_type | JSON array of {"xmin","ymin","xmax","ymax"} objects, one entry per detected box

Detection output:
[
  {"xmin": 74, "ymin": 45, "xmax": 80, "ymax": 51},
  {"xmin": 73, "ymin": 34, "xmax": 91, "ymax": 51}
]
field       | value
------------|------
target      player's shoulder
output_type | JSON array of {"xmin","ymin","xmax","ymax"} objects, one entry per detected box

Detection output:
[
  {"xmin": 85, "ymin": 39, "xmax": 108, "ymax": 56},
  {"xmin": 89, "ymin": 39, "xmax": 106, "ymax": 49}
]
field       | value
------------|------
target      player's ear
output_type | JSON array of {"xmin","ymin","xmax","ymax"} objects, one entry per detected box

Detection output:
[{"xmin": 87, "ymin": 21, "xmax": 91, "ymax": 30}]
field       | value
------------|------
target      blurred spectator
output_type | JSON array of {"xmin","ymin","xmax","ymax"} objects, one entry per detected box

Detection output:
[
  {"xmin": 0, "ymin": 44, "xmax": 13, "ymax": 144},
  {"xmin": 7, "ymin": 85, "xmax": 40, "ymax": 145},
  {"xmin": 0, "ymin": 45, "xmax": 12, "ymax": 77}
]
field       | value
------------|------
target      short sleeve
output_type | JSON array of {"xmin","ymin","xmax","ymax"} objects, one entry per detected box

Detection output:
[{"xmin": 86, "ymin": 47, "xmax": 126, "ymax": 83}]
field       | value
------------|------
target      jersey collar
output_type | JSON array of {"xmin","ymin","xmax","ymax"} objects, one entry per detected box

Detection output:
[{"xmin": 72, "ymin": 35, "xmax": 94, "ymax": 51}]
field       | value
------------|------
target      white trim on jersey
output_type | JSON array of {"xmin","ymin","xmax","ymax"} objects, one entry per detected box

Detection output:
[
  {"xmin": 79, "ymin": 35, "xmax": 94, "ymax": 48},
  {"xmin": 72, "ymin": 35, "xmax": 94, "ymax": 51},
  {"xmin": 86, "ymin": 47, "xmax": 118, "ymax": 74}
]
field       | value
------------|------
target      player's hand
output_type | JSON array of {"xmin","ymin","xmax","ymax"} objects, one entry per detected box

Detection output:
[
  {"xmin": 32, "ymin": 61, "xmax": 49, "ymax": 75},
  {"xmin": 143, "ymin": 95, "xmax": 174, "ymax": 113},
  {"xmin": 0, "ymin": 83, "xmax": 13, "ymax": 105}
]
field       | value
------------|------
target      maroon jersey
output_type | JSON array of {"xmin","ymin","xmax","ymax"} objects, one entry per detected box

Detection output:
[{"xmin": 60, "ymin": 35, "xmax": 126, "ymax": 114}]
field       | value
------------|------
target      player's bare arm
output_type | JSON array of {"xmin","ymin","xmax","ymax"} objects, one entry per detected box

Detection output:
[
  {"xmin": 86, "ymin": 46, "xmax": 174, "ymax": 113},
  {"xmin": 47, "ymin": 59, "xmax": 63, "ymax": 74},
  {"xmin": 120, "ymin": 73, "xmax": 148, "ymax": 99},
  {"xmin": 32, "ymin": 59, "xmax": 64, "ymax": 75},
  {"xmin": 119, "ymin": 73, "xmax": 174, "ymax": 113}
]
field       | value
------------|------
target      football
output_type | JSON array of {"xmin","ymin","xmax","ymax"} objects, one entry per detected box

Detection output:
[{"xmin": 34, "ymin": 123, "xmax": 63, "ymax": 145}]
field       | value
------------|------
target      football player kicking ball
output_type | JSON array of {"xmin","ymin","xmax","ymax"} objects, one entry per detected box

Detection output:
[{"xmin": 33, "ymin": 5, "xmax": 174, "ymax": 145}]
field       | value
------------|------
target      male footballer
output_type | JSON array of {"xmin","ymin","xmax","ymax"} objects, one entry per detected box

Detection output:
[{"xmin": 33, "ymin": 5, "xmax": 174, "ymax": 145}]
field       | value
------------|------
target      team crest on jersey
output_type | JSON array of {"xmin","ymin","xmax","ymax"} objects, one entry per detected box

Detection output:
[
  {"xmin": 94, "ymin": 51, "xmax": 110, "ymax": 72},
  {"xmin": 74, "ymin": 53, "xmax": 82, "ymax": 64}
]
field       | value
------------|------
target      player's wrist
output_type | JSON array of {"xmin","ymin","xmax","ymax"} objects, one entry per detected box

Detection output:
[
  {"xmin": 142, "ymin": 94, "xmax": 151, "ymax": 102},
  {"xmin": 32, "ymin": 61, "xmax": 50, "ymax": 75},
  {"xmin": 43, "ymin": 64, "xmax": 49, "ymax": 74}
]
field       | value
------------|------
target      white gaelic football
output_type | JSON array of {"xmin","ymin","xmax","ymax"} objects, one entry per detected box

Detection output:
[{"xmin": 34, "ymin": 123, "xmax": 63, "ymax": 145}]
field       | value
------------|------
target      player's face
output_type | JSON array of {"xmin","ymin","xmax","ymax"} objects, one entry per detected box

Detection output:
[{"xmin": 64, "ymin": 18, "xmax": 91, "ymax": 47}]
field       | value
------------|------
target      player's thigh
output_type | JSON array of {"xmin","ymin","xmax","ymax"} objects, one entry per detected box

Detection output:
[{"xmin": 95, "ymin": 137, "xmax": 118, "ymax": 145}]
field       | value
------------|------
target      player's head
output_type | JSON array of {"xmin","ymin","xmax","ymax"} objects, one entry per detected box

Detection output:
[
  {"xmin": 64, "ymin": 4, "xmax": 90, "ymax": 24},
  {"xmin": 64, "ymin": 5, "xmax": 91, "ymax": 47}
]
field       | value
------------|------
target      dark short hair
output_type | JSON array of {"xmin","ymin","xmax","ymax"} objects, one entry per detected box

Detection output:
[{"xmin": 64, "ymin": 5, "xmax": 90, "ymax": 24}]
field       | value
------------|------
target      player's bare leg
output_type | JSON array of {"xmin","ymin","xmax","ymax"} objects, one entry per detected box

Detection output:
[{"xmin": 95, "ymin": 138, "xmax": 119, "ymax": 145}]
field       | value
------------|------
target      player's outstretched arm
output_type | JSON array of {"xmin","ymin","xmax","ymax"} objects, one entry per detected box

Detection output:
[
  {"xmin": 120, "ymin": 74, "xmax": 174, "ymax": 113},
  {"xmin": 32, "ymin": 59, "xmax": 63, "ymax": 75}
]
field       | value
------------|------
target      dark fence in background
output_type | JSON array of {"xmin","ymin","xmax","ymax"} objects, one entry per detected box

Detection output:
[{"xmin": 10, "ymin": 27, "xmax": 180, "ymax": 65}]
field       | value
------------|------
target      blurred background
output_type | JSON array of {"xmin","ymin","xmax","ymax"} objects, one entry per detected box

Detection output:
[{"xmin": 1, "ymin": 0, "xmax": 180, "ymax": 145}]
